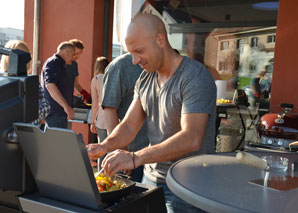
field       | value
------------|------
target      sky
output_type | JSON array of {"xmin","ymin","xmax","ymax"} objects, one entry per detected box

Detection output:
[{"xmin": 0, "ymin": 0, "xmax": 24, "ymax": 29}]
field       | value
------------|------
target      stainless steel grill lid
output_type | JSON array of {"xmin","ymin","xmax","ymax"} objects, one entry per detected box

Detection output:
[{"xmin": 14, "ymin": 123, "xmax": 103, "ymax": 211}]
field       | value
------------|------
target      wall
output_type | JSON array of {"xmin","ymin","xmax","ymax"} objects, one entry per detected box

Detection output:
[
  {"xmin": 271, "ymin": 0, "xmax": 298, "ymax": 112},
  {"xmin": 24, "ymin": 0, "xmax": 114, "ymax": 143}
]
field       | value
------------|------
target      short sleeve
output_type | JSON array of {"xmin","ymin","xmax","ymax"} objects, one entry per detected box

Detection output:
[
  {"xmin": 43, "ymin": 60, "xmax": 58, "ymax": 84},
  {"xmin": 134, "ymin": 77, "xmax": 141, "ymax": 100},
  {"xmin": 181, "ymin": 67, "xmax": 216, "ymax": 115},
  {"xmin": 102, "ymin": 64, "xmax": 122, "ymax": 109}
]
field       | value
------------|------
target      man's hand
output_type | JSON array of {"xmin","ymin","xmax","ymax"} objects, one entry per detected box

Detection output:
[
  {"xmin": 102, "ymin": 149, "xmax": 135, "ymax": 177},
  {"xmin": 46, "ymin": 83, "xmax": 74, "ymax": 119},
  {"xmin": 64, "ymin": 106, "xmax": 74, "ymax": 119},
  {"xmin": 86, "ymin": 143, "xmax": 107, "ymax": 167},
  {"xmin": 81, "ymin": 89, "xmax": 91, "ymax": 103}
]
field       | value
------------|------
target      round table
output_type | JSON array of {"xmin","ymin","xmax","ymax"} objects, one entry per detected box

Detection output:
[{"xmin": 166, "ymin": 152, "xmax": 298, "ymax": 213}]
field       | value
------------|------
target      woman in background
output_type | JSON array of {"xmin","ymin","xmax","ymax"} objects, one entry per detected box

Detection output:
[
  {"xmin": 90, "ymin": 57, "xmax": 109, "ymax": 169},
  {"xmin": 0, "ymin": 40, "xmax": 31, "ymax": 73},
  {"xmin": 0, "ymin": 40, "xmax": 50, "ymax": 127}
]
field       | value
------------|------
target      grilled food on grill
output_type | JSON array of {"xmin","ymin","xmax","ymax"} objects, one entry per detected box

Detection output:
[{"xmin": 95, "ymin": 173, "xmax": 126, "ymax": 192}]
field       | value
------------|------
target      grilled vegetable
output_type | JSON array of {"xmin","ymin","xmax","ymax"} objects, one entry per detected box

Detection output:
[{"xmin": 95, "ymin": 173, "xmax": 126, "ymax": 192}]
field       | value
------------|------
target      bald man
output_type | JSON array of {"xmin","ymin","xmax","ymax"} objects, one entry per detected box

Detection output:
[{"xmin": 87, "ymin": 13, "xmax": 216, "ymax": 212}]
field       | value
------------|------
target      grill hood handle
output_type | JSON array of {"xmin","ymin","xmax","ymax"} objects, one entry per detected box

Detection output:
[
  {"xmin": 236, "ymin": 151, "xmax": 269, "ymax": 170},
  {"xmin": 289, "ymin": 141, "xmax": 298, "ymax": 151}
]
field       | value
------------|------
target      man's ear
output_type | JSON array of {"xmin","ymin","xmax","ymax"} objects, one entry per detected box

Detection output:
[{"xmin": 156, "ymin": 33, "xmax": 166, "ymax": 48}]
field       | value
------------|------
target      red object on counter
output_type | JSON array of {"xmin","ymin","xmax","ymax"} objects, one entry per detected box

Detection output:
[{"xmin": 81, "ymin": 89, "xmax": 91, "ymax": 103}]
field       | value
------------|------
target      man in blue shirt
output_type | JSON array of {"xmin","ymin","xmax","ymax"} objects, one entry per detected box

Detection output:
[
  {"xmin": 41, "ymin": 41, "xmax": 75, "ymax": 128},
  {"xmin": 66, "ymin": 39, "xmax": 90, "ymax": 104}
]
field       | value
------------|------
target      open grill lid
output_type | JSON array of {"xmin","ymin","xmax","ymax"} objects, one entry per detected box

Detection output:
[{"xmin": 14, "ymin": 123, "xmax": 103, "ymax": 211}]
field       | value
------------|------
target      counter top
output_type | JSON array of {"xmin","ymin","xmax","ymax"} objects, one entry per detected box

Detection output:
[{"xmin": 166, "ymin": 152, "xmax": 298, "ymax": 213}]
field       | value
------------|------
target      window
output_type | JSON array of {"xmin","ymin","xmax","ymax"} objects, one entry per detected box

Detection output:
[
  {"xmin": 220, "ymin": 41, "xmax": 229, "ymax": 50},
  {"xmin": 219, "ymin": 61, "xmax": 228, "ymax": 71},
  {"xmin": 251, "ymin": 37, "xmax": 258, "ymax": 47},
  {"xmin": 235, "ymin": 61, "xmax": 240, "ymax": 70},
  {"xmin": 249, "ymin": 62, "xmax": 257, "ymax": 72},
  {"xmin": 267, "ymin": 35, "xmax": 276, "ymax": 43},
  {"xmin": 265, "ymin": 64, "xmax": 273, "ymax": 73},
  {"xmin": 236, "ymin": 39, "xmax": 241, "ymax": 49}
]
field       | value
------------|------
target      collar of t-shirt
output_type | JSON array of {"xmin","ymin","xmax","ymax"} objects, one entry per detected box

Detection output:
[{"xmin": 55, "ymin": 53, "xmax": 66, "ymax": 66}]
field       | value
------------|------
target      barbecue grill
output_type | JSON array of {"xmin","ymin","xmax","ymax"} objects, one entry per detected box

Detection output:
[{"xmin": 246, "ymin": 103, "xmax": 298, "ymax": 152}]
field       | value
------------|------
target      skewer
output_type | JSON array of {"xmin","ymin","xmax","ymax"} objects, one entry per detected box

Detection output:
[
  {"xmin": 95, "ymin": 168, "xmax": 104, "ymax": 178},
  {"xmin": 98, "ymin": 168, "xmax": 104, "ymax": 174}
]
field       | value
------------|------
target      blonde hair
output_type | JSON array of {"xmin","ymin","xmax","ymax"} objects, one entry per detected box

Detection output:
[
  {"xmin": 93, "ymin": 57, "xmax": 109, "ymax": 77},
  {"xmin": 258, "ymin": 70, "xmax": 267, "ymax": 77},
  {"xmin": 0, "ymin": 40, "xmax": 31, "ymax": 72}
]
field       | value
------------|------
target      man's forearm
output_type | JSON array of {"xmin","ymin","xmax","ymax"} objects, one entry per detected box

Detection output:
[
  {"xmin": 74, "ymin": 78, "xmax": 83, "ymax": 93},
  {"xmin": 102, "ymin": 99, "xmax": 146, "ymax": 155},
  {"xmin": 102, "ymin": 120, "xmax": 138, "ymax": 152},
  {"xmin": 134, "ymin": 113, "xmax": 208, "ymax": 168},
  {"xmin": 74, "ymin": 84, "xmax": 83, "ymax": 93},
  {"xmin": 134, "ymin": 130, "xmax": 200, "ymax": 167},
  {"xmin": 46, "ymin": 83, "xmax": 71, "ymax": 110}
]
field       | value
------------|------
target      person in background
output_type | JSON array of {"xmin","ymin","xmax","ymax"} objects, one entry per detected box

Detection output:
[
  {"xmin": 90, "ymin": 56, "xmax": 110, "ymax": 170},
  {"xmin": 41, "ymin": 41, "xmax": 75, "ymax": 128},
  {"xmin": 101, "ymin": 53, "xmax": 149, "ymax": 182},
  {"xmin": 0, "ymin": 40, "xmax": 50, "ymax": 127},
  {"xmin": 250, "ymin": 70, "xmax": 269, "ymax": 108},
  {"xmin": 0, "ymin": 40, "xmax": 31, "ymax": 73},
  {"xmin": 67, "ymin": 39, "xmax": 91, "ymax": 104},
  {"xmin": 87, "ymin": 13, "xmax": 216, "ymax": 212}
]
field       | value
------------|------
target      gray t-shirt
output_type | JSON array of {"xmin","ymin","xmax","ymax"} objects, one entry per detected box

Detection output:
[
  {"xmin": 134, "ymin": 56, "xmax": 216, "ymax": 183},
  {"xmin": 102, "ymin": 53, "xmax": 149, "ymax": 151}
]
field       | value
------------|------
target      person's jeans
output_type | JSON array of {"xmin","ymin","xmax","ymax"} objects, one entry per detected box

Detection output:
[
  {"xmin": 45, "ymin": 114, "xmax": 68, "ymax": 129},
  {"xmin": 142, "ymin": 175, "xmax": 206, "ymax": 213}
]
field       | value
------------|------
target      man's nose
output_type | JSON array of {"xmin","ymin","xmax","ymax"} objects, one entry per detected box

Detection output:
[{"xmin": 132, "ymin": 55, "xmax": 140, "ymax": 65}]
